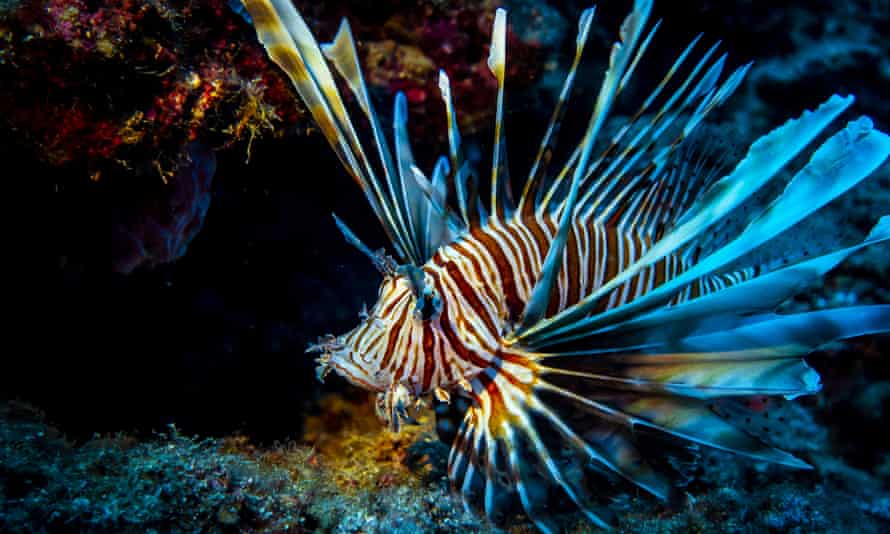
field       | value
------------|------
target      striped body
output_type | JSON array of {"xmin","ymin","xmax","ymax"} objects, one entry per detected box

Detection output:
[{"xmin": 335, "ymin": 212, "xmax": 696, "ymax": 395}]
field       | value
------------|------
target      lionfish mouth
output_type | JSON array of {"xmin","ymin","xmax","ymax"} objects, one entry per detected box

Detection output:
[
  {"xmin": 306, "ymin": 335, "xmax": 423, "ymax": 433},
  {"xmin": 306, "ymin": 333, "xmax": 382, "ymax": 392},
  {"xmin": 305, "ymin": 334, "xmax": 345, "ymax": 383}
]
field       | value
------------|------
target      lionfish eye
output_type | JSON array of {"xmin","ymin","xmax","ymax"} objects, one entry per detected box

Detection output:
[
  {"xmin": 395, "ymin": 264, "xmax": 440, "ymax": 321},
  {"xmin": 416, "ymin": 287, "xmax": 441, "ymax": 322}
]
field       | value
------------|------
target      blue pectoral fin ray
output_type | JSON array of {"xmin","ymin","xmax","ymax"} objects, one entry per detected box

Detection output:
[
  {"xmin": 515, "ymin": 102, "xmax": 890, "ymax": 349},
  {"xmin": 550, "ymin": 215, "xmax": 890, "ymax": 352},
  {"xmin": 511, "ymin": 94, "xmax": 856, "ymax": 346},
  {"xmin": 678, "ymin": 305, "xmax": 890, "ymax": 354}
]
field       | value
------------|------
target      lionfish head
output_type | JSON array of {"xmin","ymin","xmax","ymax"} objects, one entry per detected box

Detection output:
[{"xmin": 308, "ymin": 217, "xmax": 443, "ymax": 430}]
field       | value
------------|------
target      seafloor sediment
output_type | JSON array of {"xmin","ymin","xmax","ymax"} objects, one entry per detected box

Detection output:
[{"xmin": 4, "ymin": 376, "xmax": 890, "ymax": 533}]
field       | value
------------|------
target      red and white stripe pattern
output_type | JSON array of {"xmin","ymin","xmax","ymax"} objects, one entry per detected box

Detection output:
[{"xmin": 328, "ymin": 210, "xmax": 695, "ymax": 397}]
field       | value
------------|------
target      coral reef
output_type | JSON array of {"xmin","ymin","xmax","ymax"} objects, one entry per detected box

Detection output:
[
  {"xmin": 0, "ymin": 0, "xmax": 297, "ymax": 174},
  {"xmin": 0, "ymin": 0, "xmax": 304, "ymax": 272},
  {"xmin": 8, "ymin": 0, "xmax": 890, "ymax": 532},
  {"xmin": 0, "ymin": 0, "xmax": 561, "ymax": 273},
  {"xmin": 0, "ymin": 0, "xmax": 298, "ymax": 175},
  {"xmin": 0, "ymin": 0, "xmax": 561, "ymax": 174},
  {"xmin": 0, "ymin": 402, "xmax": 306, "ymax": 532}
]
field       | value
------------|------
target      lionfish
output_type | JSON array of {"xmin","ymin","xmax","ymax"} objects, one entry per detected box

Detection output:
[{"xmin": 242, "ymin": 0, "xmax": 890, "ymax": 529}]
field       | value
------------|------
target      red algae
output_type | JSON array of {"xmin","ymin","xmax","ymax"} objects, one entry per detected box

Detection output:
[{"xmin": 0, "ymin": 0, "xmax": 300, "ymax": 175}]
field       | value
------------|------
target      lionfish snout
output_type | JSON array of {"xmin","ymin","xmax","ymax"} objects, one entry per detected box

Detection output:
[
  {"xmin": 307, "ymin": 329, "xmax": 424, "ymax": 433},
  {"xmin": 306, "ymin": 333, "xmax": 380, "ymax": 391}
]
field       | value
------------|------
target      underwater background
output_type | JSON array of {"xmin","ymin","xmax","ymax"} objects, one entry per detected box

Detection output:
[{"xmin": 3, "ymin": 0, "xmax": 890, "ymax": 531}]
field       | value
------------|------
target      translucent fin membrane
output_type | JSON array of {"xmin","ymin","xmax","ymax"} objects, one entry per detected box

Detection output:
[
  {"xmin": 511, "ymin": 94, "xmax": 879, "ymax": 348},
  {"xmin": 447, "ymin": 351, "xmax": 817, "ymax": 530}
]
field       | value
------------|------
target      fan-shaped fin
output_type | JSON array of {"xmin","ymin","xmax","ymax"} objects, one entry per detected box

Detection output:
[
  {"xmin": 526, "ymin": 390, "xmax": 674, "ymax": 502},
  {"xmin": 448, "ymin": 365, "xmax": 629, "ymax": 531},
  {"xmin": 538, "ymin": 0, "xmax": 654, "ymax": 215},
  {"xmin": 551, "ymin": 115, "xmax": 888, "ymax": 348},
  {"xmin": 526, "ymin": 307, "xmax": 890, "ymax": 480},
  {"xmin": 540, "ymin": 348, "xmax": 821, "ymax": 400},
  {"xmin": 537, "ymin": 381, "xmax": 811, "ymax": 468},
  {"xmin": 510, "ymin": 94, "xmax": 878, "ymax": 348},
  {"xmin": 544, "ymin": 135, "xmax": 731, "ymax": 319},
  {"xmin": 582, "ymin": 59, "xmax": 752, "ymax": 224},
  {"xmin": 447, "ymin": 350, "xmax": 827, "ymax": 531},
  {"xmin": 576, "ymin": 33, "xmax": 709, "ymax": 206},
  {"xmin": 502, "ymin": 384, "xmax": 615, "ymax": 529},
  {"xmin": 678, "ymin": 305, "xmax": 890, "ymax": 354},
  {"xmin": 540, "ymin": 215, "xmax": 890, "ymax": 352},
  {"xmin": 541, "ymin": 33, "xmax": 736, "ymax": 222}
]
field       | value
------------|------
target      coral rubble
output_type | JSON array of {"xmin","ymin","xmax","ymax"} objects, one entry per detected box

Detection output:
[
  {"xmin": 0, "ymin": 399, "xmax": 480, "ymax": 533},
  {"xmin": 4, "ymin": 389, "xmax": 890, "ymax": 533}
]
